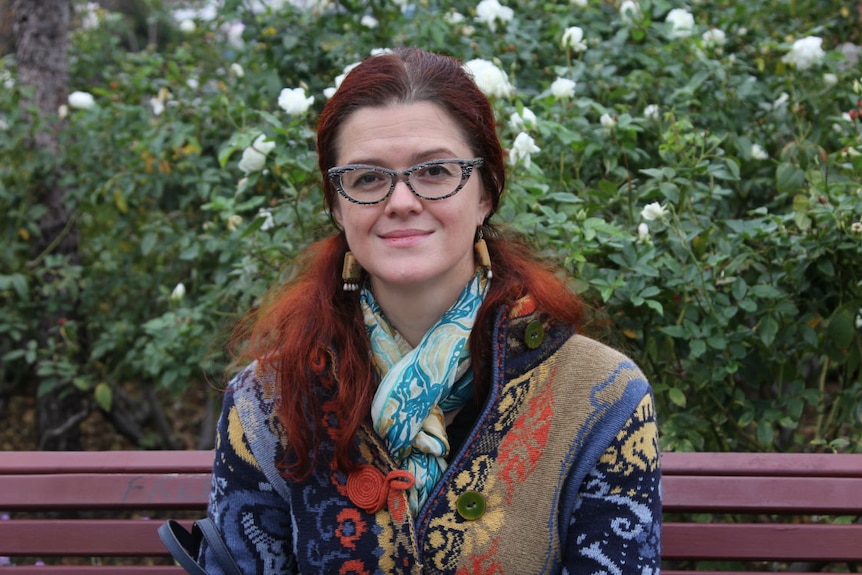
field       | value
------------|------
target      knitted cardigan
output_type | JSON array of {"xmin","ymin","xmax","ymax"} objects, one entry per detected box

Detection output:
[{"xmin": 200, "ymin": 297, "xmax": 662, "ymax": 574}]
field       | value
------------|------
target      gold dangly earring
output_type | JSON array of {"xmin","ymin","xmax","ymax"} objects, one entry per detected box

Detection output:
[
  {"xmin": 474, "ymin": 227, "xmax": 493, "ymax": 279},
  {"xmin": 342, "ymin": 251, "xmax": 362, "ymax": 291}
]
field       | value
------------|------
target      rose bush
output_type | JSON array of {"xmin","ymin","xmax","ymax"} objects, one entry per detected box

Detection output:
[{"xmin": 1, "ymin": 0, "xmax": 859, "ymax": 454}]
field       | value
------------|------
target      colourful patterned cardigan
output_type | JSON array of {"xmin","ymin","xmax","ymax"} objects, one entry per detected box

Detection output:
[{"xmin": 200, "ymin": 297, "xmax": 662, "ymax": 574}]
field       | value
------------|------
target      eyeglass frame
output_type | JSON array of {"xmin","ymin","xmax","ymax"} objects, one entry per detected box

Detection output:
[{"xmin": 327, "ymin": 157, "xmax": 485, "ymax": 205}]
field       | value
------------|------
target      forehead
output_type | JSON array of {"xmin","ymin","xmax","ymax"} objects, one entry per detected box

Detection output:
[{"xmin": 333, "ymin": 102, "xmax": 473, "ymax": 166}]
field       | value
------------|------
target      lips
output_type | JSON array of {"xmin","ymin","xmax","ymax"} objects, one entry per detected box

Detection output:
[{"xmin": 379, "ymin": 229, "xmax": 432, "ymax": 246}]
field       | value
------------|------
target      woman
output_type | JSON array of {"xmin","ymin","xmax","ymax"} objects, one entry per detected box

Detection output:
[{"xmin": 201, "ymin": 47, "xmax": 661, "ymax": 574}]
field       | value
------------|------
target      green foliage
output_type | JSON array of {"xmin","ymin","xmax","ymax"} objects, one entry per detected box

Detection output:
[{"xmin": 1, "ymin": 0, "xmax": 860, "ymax": 452}]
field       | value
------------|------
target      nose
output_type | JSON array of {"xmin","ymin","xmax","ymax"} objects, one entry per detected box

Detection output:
[{"xmin": 384, "ymin": 178, "xmax": 422, "ymax": 215}]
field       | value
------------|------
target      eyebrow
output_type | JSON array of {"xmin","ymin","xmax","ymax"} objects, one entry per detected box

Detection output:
[{"xmin": 341, "ymin": 148, "xmax": 462, "ymax": 167}]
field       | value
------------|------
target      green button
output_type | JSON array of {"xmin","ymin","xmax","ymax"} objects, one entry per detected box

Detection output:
[
  {"xmin": 456, "ymin": 491, "xmax": 486, "ymax": 520},
  {"xmin": 524, "ymin": 320, "xmax": 545, "ymax": 349}
]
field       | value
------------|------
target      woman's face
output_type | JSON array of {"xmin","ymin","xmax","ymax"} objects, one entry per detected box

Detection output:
[{"xmin": 331, "ymin": 101, "xmax": 492, "ymax": 298}]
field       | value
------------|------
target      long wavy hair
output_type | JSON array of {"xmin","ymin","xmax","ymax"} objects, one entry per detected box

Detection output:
[{"xmin": 232, "ymin": 48, "xmax": 585, "ymax": 480}]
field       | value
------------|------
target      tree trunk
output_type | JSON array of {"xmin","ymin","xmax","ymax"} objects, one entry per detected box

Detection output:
[
  {"xmin": 0, "ymin": 0, "xmax": 13, "ymax": 56},
  {"xmin": 14, "ymin": 0, "xmax": 86, "ymax": 451}
]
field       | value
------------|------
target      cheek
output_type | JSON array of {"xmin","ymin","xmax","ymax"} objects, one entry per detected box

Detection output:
[{"xmin": 336, "ymin": 204, "xmax": 377, "ymax": 241}]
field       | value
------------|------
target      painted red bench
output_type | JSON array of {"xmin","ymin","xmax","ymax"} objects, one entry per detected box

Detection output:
[{"xmin": 0, "ymin": 450, "xmax": 860, "ymax": 573}]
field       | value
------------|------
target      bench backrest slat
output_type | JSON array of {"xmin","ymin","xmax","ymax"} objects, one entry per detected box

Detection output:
[
  {"xmin": 0, "ymin": 474, "xmax": 210, "ymax": 510},
  {"xmin": 663, "ymin": 522, "xmax": 862, "ymax": 562},
  {"xmin": 0, "ymin": 451, "xmax": 213, "ymax": 475},
  {"xmin": 661, "ymin": 451, "xmax": 862, "ymax": 477},
  {"xmin": 663, "ymin": 475, "xmax": 862, "ymax": 513},
  {"xmin": 0, "ymin": 568, "xmax": 184, "ymax": 575},
  {"xmin": 0, "ymin": 519, "xmax": 190, "ymax": 555}
]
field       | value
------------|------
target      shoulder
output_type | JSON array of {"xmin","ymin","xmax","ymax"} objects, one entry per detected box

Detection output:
[
  {"xmin": 502, "ymin": 296, "xmax": 647, "ymax": 392},
  {"xmin": 220, "ymin": 362, "xmax": 285, "ymax": 458}
]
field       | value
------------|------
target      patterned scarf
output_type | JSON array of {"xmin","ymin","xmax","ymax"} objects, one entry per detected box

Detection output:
[{"xmin": 361, "ymin": 271, "xmax": 490, "ymax": 514}]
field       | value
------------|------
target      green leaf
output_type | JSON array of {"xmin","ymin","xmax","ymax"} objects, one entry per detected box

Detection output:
[
  {"xmin": 659, "ymin": 325, "xmax": 686, "ymax": 338},
  {"xmin": 750, "ymin": 284, "xmax": 784, "ymax": 299},
  {"xmin": 758, "ymin": 316, "xmax": 779, "ymax": 347},
  {"xmin": 645, "ymin": 299, "xmax": 664, "ymax": 315},
  {"xmin": 258, "ymin": 110, "xmax": 284, "ymax": 130},
  {"xmin": 668, "ymin": 387, "xmax": 686, "ymax": 407},
  {"xmin": 239, "ymin": 215, "xmax": 266, "ymax": 239},
  {"xmin": 583, "ymin": 217, "xmax": 628, "ymax": 238},
  {"xmin": 94, "ymin": 382, "xmax": 113, "ymax": 412},
  {"xmin": 827, "ymin": 309, "xmax": 855, "ymax": 350},
  {"xmin": 140, "ymin": 233, "xmax": 158, "ymax": 256},
  {"xmin": 756, "ymin": 420, "xmax": 774, "ymax": 447},
  {"xmin": 72, "ymin": 377, "xmax": 91, "ymax": 392},
  {"xmin": 640, "ymin": 286, "xmax": 661, "ymax": 298},
  {"xmin": 776, "ymin": 164, "xmax": 805, "ymax": 194}
]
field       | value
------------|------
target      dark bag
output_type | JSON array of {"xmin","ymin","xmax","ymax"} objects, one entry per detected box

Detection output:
[{"xmin": 158, "ymin": 518, "xmax": 242, "ymax": 575}]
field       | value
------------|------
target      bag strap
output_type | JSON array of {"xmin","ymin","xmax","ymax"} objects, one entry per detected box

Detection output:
[
  {"xmin": 158, "ymin": 518, "xmax": 242, "ymax": 575},
  {"xmin": 158, "ymin": 519, "xmax": 207, "ymax": 575},
  {"xmin": 197, "ymin": 518, "xmax": 243, "ymax": 575}
]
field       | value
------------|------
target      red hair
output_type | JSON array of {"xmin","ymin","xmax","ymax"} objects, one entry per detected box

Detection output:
[{"xmin": 231, "ymin": 49, "xmax": 584, "ymax": 480}]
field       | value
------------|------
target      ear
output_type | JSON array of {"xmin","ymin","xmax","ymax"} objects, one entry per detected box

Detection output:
[
  {"xmin": 331, "ymin": 202, "xmax": 344, "ymax": 228},
  {"xmin": 477, "ymin": 189, "xmax": 493, "ymax": 226}
]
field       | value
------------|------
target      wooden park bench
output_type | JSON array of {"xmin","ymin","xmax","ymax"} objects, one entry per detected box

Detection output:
[{"xmin": 0, "ymin": 450, "xmax": 860, "ymax": 573}]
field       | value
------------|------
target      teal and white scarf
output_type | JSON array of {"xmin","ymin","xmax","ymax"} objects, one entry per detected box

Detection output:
[{"xmin": 361, "ymin": 271, "xmax": 490, "ymax": 514}]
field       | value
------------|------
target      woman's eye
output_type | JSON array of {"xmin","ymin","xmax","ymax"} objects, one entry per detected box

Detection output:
[
  {"xmin": 417, "ymin": 164, "xmax": 454, "ymax": 179},
  {"xmin": 352, "ymin": 171, "xmax": 387, "ymax": 189}
]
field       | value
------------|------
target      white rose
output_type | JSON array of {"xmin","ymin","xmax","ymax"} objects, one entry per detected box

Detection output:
[
  {"xmin": 637, "ymin": 222, "xmax": 650, "ymax": 242},
  {"xmin": 571, "ymin": 0, "xmax": 587, "ymax": 6},
  {"xmin": 823, "ymin": 73, "xmax": 838, "ymax": 87},
  {"xmin": 230, "ymin": 63, "xmax": 245, "ymax": 78},
  {"xmin": 361, "ymin": 15, "xmax": 379, "ymax": 28},
  {"xmin": 257, "ymin": 208, "xmax": 275, "ymax": 231},
  {"xmin": 226, "ymin": 214, "xmax": 243, "ymax": 232},
  {"xmin": 782, "ymin": 36, "xmax": 825, "ymax": 71},
  {"xmin": 444, "ymin": 11, "xmax": 465, "ymax": 24},
  {"xmin": 463, "ymin": 58, "xmax": 514, "ymax": 98},
  {"xmin": 0, "ymin": 69, "xmax": 13, "ymax": 89},
  {"xmin": 562, "ymin": 26, "xmax": 588, "ymax": 52},
  {"xmin": 278, "ymin": 87, "xmax": 314, "ymax": 115},
  {"xmin": 666, "ymin": 8, "xmax": 694, "ymax": 38},
  {"xmin": 600, "ymin": 113, "xmax": 616, "ymax": 129},
  {"xmin": 150, "ymin": 97, "xmax": 165, "ymax": 116},
  {"xmin": 170, "ymin": 282, "xmax": 186, "ymax": 301},
  {"xmin": 619, "ymin": 0, "xmax": 641, "ymax": 24},
  {"xmin": 223, "ymin": 21, "xmax": 245, "ymax": 48},
  {"xmin": 179, "ymin": 19, "xmax": 196, "ymax": 33},
  {"xmin": 641, "ymin": 202, "xmax": 668, "ymax": 222},
  {"xmin": 58, "ymin": 104, "xmax": 69, "ymax": 119},
  {"xmin": 79, "ymin": 2, "xmax": 100, "ymax": 30},
  {"xmin": 702, "ymin": 28, "xmax": 726, "ymax": 48},
  {"xmin": 238, "ymin": 135, "xmax": 276, "ymax": 174},
  {"xmin": 751, "ymin": 144, "xmax": 768, "ymax": 160},
  {"xmin": 551, "ymin": 77, "xmax": 577, "ymax": 99},
  {"xmin": 644, "ymin": 104, "xmax": 660, "ymax": 120},
  {"xmin": 509, "ymin": 131, "xmax": 540, "ymax": 168},
  {"xmin": 68, "ymin": 91, "xmax": 95, "ymax": 110},
  {"xmin": 509, "ymin": 107, "xmax": 537, "ymax": 131},
  {"xmin": 475, "ymin": 0, "xmax": 514, "ymax": 32}
]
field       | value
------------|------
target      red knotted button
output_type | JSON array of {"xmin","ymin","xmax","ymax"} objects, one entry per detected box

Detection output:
[
  {"xmin": 346, "ymin": 466, "xmax": 415, "ymax": 514},
  {"xmin": 347, "ymin": 465, "xmax": 388, "ymax": 514}
]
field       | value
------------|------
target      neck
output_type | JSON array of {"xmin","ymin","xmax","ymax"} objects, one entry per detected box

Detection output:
[{"xmin": 370, "ymin": 275, "xmax": 472, "ymax": 348}]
